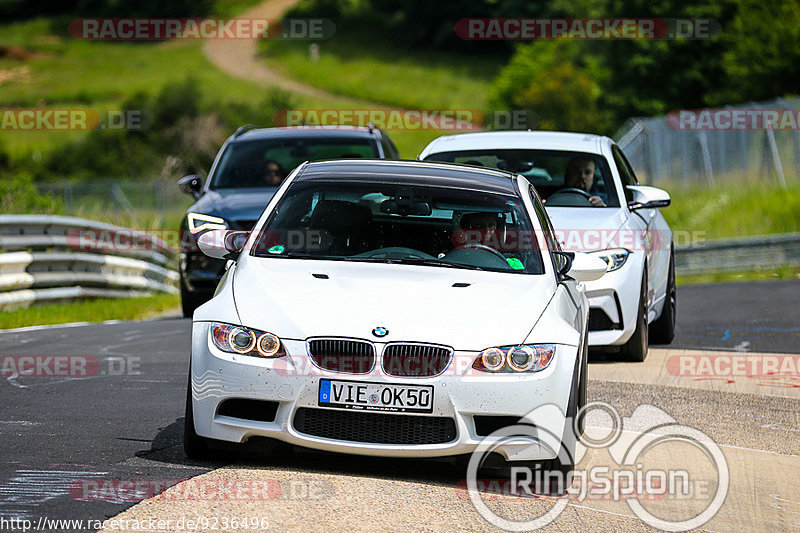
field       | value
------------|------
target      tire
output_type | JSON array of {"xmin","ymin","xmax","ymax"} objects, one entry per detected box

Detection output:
[
  {"xmin": 498, "ymin": 333, "xmax": 587, "ymax": 494},
  {"xmin": 649, "ymin": 249, "xmax": 676, "ymax": 345},
  {"xmin": 180, "ymin": 277, "xmax": 207, "ymax": 318},
  {"xmin": 183, "ymin": 376, "xmax": 215, "ymax": 460},
  {"xmin": 621, "ymin": 270, "xmax": 649, "ymax": 362}
]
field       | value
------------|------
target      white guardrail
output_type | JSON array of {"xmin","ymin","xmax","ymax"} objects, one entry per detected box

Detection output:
[
  {"xmin": 0, "ymin": 215, "xmax": 178, "ymax": 310},
  {"xmin": 675, "ymin": 233, "xmax": 800, "ymax": 275}
]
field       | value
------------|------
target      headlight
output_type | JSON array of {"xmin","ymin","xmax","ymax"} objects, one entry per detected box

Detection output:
[
  {"xmin": 210, "ymin": 322, "xmax": 285, "ymax": 358},
  {"xmin": 473, "ymin": 344, "xmax": 555, "ymax": 373},
  {"xmin": 188, "ymin": 213, "xmax": 227, "ymax": 234},
  {"xmin": 589, "ymin": 248, "xmax": 630, "ymax": 272}
]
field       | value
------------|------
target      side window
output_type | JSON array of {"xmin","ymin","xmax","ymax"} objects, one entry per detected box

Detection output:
[
  {"xmin": 529, "ymin": 185, "xmax": 561, "ymax": 276},
  {"xmin": 612, "ymin": 145, "xmax": 638, "ymax": 202}
]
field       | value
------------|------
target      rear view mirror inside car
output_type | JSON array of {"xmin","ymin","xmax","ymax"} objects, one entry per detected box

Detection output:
[{"xmin": 380, "ymin": 199, "xmax": 432, "ymax": 216}]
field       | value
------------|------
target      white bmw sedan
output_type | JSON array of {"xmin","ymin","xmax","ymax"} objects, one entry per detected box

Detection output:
[
  {"xmin": 421, "ymin": 132, "xmax": 676, "ymax": 361},
  {"xmin": 185, "ymin": 160, "xmax": 606, "ymax": 472}
]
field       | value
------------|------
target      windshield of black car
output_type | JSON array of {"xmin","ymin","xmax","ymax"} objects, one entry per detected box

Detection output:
[
  {"xmin": 210, "ymin": 138, "xmax": 379, "ymax": 189},
  {"xmin": 424, "ymin": 149, "xmax": 619, "ymax": 208},
  {"xmin": 251, "ymin": 180, "xmax": 545, "ymax": 274}
]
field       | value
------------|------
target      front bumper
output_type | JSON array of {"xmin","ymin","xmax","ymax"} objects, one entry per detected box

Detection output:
[
  {"xmin": 583, "ymin": 255, "xmax": 642, "ymax": 346},
  {"xmin": 190, "ymin": 322, "xmax": 578, "ymax": 462}
]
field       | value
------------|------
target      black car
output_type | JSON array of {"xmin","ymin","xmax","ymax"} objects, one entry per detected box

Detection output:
[{"xmin": 177, "ymin": 125, "xmax": 401, "ymax": 316}]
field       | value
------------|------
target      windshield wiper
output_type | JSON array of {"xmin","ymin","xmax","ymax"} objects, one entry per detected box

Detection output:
[{"xmin": 344, "ymin": 256, "xmax": 484, "ymax": 271}]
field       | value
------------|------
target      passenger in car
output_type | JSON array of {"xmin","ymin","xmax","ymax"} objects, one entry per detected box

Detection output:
[{"xmin": 564, "ymin": 157, "xmax": 607, "ymax": 207}]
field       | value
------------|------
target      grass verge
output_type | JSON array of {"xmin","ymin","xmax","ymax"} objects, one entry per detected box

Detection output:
[
  {"xmin": 677, "ymin": 266, "xmax": 800, "ymax": 286},
  {"xmin": 261, "ymin": 38, "xmax": 498, "ymax": 112},
  {"xmin": 662, "ymin": 181, "xmax": 800, "ymax": 241},
  {"xmin": 0, "ymin": 293, "xmax": 180, "ymax": 330}
]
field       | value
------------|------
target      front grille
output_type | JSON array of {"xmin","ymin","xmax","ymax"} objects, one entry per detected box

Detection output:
[
  {"xmin": 588, "ymin": 309, "xmax": 619, "ymax": 331},
  {"xmin": 293, "ymin": 408, "xmax": 457, "ymax": 444},
  {"xmin": 382, "ymin": 343, "xmax": 452, "ymax": 377},
  {"xmin": 307, "ymin": 338, "xmax": 375, "ymax": 374}
]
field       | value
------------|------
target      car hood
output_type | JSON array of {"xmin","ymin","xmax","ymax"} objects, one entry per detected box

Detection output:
[
  {"xmin": 544, "ymin": 207, "xmax": 628, "ymax": 251},
  {"xmin": 232, "ymin": 258, "xmax": 555, "ymax": 350},
  {"xmin": 191, "ymin": 188, "xmax": 279, "ymax": 228}
]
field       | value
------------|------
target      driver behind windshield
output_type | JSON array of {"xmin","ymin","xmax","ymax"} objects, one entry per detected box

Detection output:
[
  {"xmin": 459, "ymin": 212, "xmax": 500, "ymax": 248},
  {"xmin": 564, "ymin": 157, "xmax": 607, "ymax": 207}
]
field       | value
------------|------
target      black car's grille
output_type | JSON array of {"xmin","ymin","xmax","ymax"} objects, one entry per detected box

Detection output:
[
  {"xmin": 307, "ymin": 338, "xmax": 375, "ymax": 374},
  {"xmin": 382, "ymin": 343, "xmax": 452, "ymax": 377},
  {"xmin": 293, "ymin": 408, "xmax": 457, "ymax": 444},
  {"xmin": 588, "ymin": 309, "xmax": 619, "ymax": 331}
]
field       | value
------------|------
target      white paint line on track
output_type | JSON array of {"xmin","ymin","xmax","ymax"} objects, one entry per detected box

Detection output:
[{"xmin": 0, "ymin": 320, "xmax": 121, "ymax": 334}]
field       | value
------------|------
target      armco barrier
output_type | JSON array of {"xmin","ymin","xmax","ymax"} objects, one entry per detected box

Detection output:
[
  {"xmin": 0, "ymin": 215, "xmax": 178, "ymax": 310},
  {"xmin": 675, "ymin": 233, "xmax": 800, "ymax": 275}
]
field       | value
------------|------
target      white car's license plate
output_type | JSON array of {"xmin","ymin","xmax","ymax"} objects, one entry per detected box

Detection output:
[{"xmin": 318, "ymin": 379, "xmax": 433, "ymax": 413}]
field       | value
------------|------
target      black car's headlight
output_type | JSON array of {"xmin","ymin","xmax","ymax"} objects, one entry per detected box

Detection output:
[
  {"xmin": 188, "ymin": 213, "xmax": 227, "ymax": 235},
  {"xmin": 210, "ymin": 322, "xmax": 285, "ymax": 358},
  {"xmin": 473, "ymin": 344, "xmax": 555, "ymax": 373}
]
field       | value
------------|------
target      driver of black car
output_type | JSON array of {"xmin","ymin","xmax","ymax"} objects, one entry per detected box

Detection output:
[{"xmin": 563, "ymin": 157, "xmax": 607, "ymax": 207}]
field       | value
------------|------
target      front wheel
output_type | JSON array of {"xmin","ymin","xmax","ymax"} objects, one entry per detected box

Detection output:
[
  {"xmin": 184, "ymin": 377, "xmax": 215, "ymax": 460},
  {"xmin": 649, "ymin": 249, "xmax": 676, "ymax": 345},
  {"xmin": 621, "ymin": 270, "xmax": 649, "ymax": 362}
]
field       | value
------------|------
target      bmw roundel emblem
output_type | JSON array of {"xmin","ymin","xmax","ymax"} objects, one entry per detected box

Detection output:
[{"xmin": 372, "ymin": 326, "xmax": 389, "ymax": 338}]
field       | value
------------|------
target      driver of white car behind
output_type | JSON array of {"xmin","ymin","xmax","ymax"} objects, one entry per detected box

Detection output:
[{"xmin": 564, "ymin": 156, "xmax": 607, "ymax": 207}]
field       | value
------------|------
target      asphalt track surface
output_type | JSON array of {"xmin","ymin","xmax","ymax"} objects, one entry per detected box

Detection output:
[{"xmin": 0, "ymin": 280, "xmax": 798, "ymax": 532}]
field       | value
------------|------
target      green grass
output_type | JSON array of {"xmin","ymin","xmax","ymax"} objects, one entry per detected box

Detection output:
[
  {"xmin": 0, "ymin": 293, "xmax": 180, "ymax": 330},
  {"xmin": 677, "ymin": 266, "xmax": 800, "ymax": 285},
  {"xmin": 0, "ymin": 18, "xmax": 440, "ymax": 160},
  {"xmin": 260, "ymin": 38, "xmax": 497, "ymax": 113},
  {"xmin": 661, "ymin": 181, "xmax": 800, "ymax": 242}
]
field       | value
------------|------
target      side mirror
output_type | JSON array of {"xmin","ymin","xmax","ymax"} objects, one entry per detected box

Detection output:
[
  {"xmin": 197, "ymin": 229, "xmax": 249, "ymax": 260},
  {"xmin": 627, "ymin": 185, "xmax": 671, "ymax": 210},
  {"xmin": 554, "ymin": 251, "xmax": 607, "ymax": 282},
  {"xmin": 178, "ymin": 175, "xmax": 204, "ymax": 200}
]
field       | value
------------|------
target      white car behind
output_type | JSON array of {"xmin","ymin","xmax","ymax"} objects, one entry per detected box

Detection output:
[{"xmin": 420, "ymin": 131, "xmax": 676, "ymax": 361}]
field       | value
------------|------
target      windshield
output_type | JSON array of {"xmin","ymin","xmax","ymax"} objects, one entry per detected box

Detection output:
[
  {"xmin": 252, "ymin": 180, "xmax": 545, "ymax": 274},
  {"xmin": 424, "ymin": 149, "xmax": 619, "ymax": 208},
  {"xmin": 211, "ymin": 138, "xmax": 379, "ymax": 189}
]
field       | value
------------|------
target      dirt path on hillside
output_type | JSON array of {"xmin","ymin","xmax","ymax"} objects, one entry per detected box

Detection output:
[{"xmin": 202, "ymin": 0, "xmax": 334, "ymax": 99}]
